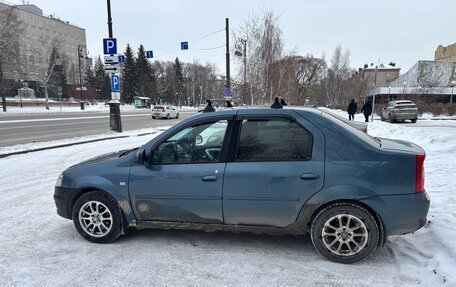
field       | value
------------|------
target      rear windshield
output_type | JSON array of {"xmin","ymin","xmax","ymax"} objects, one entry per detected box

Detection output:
[
  {"xmin": 153, "ymin": 106, "xmax": 164, "ymax": 109},
  {"xmin": 396, "ymin": 104, "xmax": 416, "ymax": 109},
  {"xmin": 319, "ymin": 112, "xmax": 381, "ymax": 147}
]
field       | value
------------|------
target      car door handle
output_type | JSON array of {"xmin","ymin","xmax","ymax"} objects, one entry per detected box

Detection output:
[
  {"xmin": 201, "ymin": 175, "xmax": 218, "ymax": 182},
  {"xmin": 300, "ymin": 173, "xmax": 320, "ymax": 180}
]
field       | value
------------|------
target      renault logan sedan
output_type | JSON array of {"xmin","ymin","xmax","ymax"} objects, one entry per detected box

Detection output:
[{"xmin": 54, "ymin": 107, "xmax": 430, "ymax": 264}]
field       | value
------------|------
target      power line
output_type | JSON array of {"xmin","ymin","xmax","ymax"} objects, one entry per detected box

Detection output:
[
  {"xmin": 155, "ymin": 28, "xmax": 224, "ymax": 52},
  {"xmin": 193, "ymin": 44, "xmax": 225, "ymax": 51}
]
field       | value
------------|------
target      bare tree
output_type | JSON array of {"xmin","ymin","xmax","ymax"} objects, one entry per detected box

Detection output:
[
  {"xmin": 0, "ymin": 5, "xmax": 23, "ymax": 111},
  {"xmin": 324, "ymin": 45, "xmax": 351, "ymax": 106},
  {"xmin": 234, "ymin": 9, "xmax": 283, "ymax": 105}
]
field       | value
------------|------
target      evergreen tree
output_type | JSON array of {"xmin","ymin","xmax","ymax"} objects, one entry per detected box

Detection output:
[
  {"xmin": 122, "ymin": 44, "xmax": 137, "ymax": 103},
  {"xmin": 136, "ymin": 44, "xmax": 152, "ymax": 99},
  {"xmin": 84, "ymin": 62, "xmax": 96, "ymax": 87},
  {"xmin": 46, "ymin": 46, "xmax": 68, "ymax": 98},
  {"xmin": 93, "ymin": 56, "xmax": 111, "ymax": 101},
  {"xmin": 173, "ymin": 57, "xmax": 185, "ymax": 107}
]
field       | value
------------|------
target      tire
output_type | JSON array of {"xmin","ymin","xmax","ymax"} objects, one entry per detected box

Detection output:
[
  {"xmin": 411, "ymin": 118, "xmax": 417, "ymax": 123},
  {"xmin": 166, "ymin": 113, "xmax": 170, "ymax": 119},
  {"xmin": 380, "ymin": 115, "xmax": 385, "ymax": 122},
  {"xmin": 152, "ymin": 116, "xmax": 156, "ymax": 119},
  {"xmin": 388, "ymin": 114, "xmax": 395, "ymax": 123},
  {"xmin": 176, "ymin": 113, "xmax": 179, "ymax": 119},
  {"xmin": 72, "ymin": 191, "xmax": 124, "ymax": 243},
  {"xmin": 311, "ymin": 202, "xmax": 379, "ymax": 264}
]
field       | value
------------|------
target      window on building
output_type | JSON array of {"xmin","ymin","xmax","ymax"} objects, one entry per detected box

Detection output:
[{"xmin": 28, "ymin": 54, "xmax": 35, "ymax": 64}]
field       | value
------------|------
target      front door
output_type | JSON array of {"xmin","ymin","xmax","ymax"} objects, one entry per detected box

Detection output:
[
  {"xmin": 223, "ymin": 116, "xmax": 325, "ymax": 227},
  {"xmin": 129, "ymin": 120, "xmax": 230, "ymax": 223}
]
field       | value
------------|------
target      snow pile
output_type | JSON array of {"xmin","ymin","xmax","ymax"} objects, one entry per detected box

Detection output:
[
  {"xmin": 0, "ymin": 110, "xmax": 455, "ymax": 286},
  {"xmin": 1, "ymin": 104, "xmax": 198, "ymax": 115}
]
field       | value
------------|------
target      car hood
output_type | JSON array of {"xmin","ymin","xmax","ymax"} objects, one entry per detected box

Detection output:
[
  {"xmin": 67, "ymin": 149, "xmax": 131, "ymax": 170},
  {"xmin": 378, "ymin": 137, "xmax": 425, "ymax": 154}
]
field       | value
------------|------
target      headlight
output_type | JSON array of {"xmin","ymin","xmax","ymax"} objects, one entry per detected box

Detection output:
[{"xmin": 55, "ymin": 174, "xmax": 64, "ymax": 187}]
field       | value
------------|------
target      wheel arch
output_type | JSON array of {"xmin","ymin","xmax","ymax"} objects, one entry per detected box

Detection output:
[
  {"xmin": 68, "ymin": 186, "xmax": 136, "ymax": 230},
  {"xmin": 291, "ymin": 186, "xmax": 386, "ymax": 246}
]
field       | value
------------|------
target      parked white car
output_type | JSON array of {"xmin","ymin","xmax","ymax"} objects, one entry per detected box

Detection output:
[{"xmin": 152, "ymin": 105, "xmax": 179, "ymax": 119}]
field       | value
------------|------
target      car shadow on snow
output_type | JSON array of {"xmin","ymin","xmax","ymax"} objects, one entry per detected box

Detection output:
[{"xmin": 116, "ymin": 228, "xmax": 316, "ymax": 255}]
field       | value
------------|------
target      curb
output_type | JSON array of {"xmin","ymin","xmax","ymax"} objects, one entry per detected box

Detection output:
[{"xmin": 0, "ymin": 131, "xmax": 159, "ymax": 159}]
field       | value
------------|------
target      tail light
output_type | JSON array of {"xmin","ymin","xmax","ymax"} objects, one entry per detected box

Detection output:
[
  {"xmin": 363, "ymin": 127, "xmax": 368, "ymax": 134},
  {"xmin": 162, "ymin": 108, "xmax": 166, "ymax": 112},
  {"xmin": 416, "ymin": 153, "xmax": 425, "ymax": 193}
]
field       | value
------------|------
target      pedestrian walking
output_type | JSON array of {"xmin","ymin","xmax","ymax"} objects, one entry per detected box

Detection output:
[
  {"xmin": 361, "ymin": 100, "xmax": 373, "ymax": 123},
  {"xmin": 347, "ymin": 99, "xmax": 357, "ymax": 121}
]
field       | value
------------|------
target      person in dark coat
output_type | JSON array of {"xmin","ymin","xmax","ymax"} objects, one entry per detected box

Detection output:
[
  {"xmin": 361, "ymin": 100, "xmax": 373, "ymax": 122},
  {"xmin": 347, "ymin": 99, "xmax": 357, "ymax": 121}
]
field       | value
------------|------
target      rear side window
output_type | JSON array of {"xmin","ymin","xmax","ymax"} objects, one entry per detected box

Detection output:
[{"xmin": 236, "ymin": 118, "xmax": 313, "ymax": 161}]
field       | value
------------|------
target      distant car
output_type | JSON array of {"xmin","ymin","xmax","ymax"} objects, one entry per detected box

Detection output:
[
  {"xmin": 54, "ymin": 107, "xmax": 429, "ymax": 264},
  {"xmin": 152, "ymin": 105, "xmax": 179, "ymax": 119},
  {"xmin": 319, "ymin": 109, "xmax": 368, "ymax": 133},
  {"xmin": 380, "ymin": 100, "xmax": 418, "ymax": 123}
]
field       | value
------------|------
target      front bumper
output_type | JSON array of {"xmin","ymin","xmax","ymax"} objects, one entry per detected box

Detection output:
[
  {"xmin": 54, "ymin": 186, "xmax": 79, "ymax": 219},
  {"xmin": 361, "ymin": 191, "xmax": 430, "ymax": 237}
]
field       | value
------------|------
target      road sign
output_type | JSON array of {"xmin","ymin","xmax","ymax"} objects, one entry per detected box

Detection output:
[
  {"xmin": 118, "ymin": 55, "xmax": 125, "ymax": 63},
  {"xmin": 181, "ymin": 42, "xmax": 189, "ymax": 50},
  {"xmin": 111, "ymin": 75, "xmax": 120, "ymax": 92},
  {"xmin": 111, "ymin": 92, "xmax": 121, "ymax": 101},
  {"xmin": 146, "ymin": 50, "xmax": 154, "ymax": 59},
  {"xmin": 103, "ymin": 38, "xmax": 117, "ymax": 55},
  {"xmin": 104, "ymin": 56, "xmax": 119, "ymax": 65},
  {"xmin": 224, "ymin": 88, "xmax": 231, "ymax": 96},
  {"xmin": 104, "ymin": 64, "xmax": 120, "ymax": 73}
]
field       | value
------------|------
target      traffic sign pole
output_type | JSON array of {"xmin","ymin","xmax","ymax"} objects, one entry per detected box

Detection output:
[{"xmin": 106, "ymin": 0, "xmax": 122, "ymax": 132}]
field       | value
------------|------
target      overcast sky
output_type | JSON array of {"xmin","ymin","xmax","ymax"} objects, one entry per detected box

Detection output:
[{"xmin": 16, "ymin": 0, "xmax": 456, "ymax": 75}]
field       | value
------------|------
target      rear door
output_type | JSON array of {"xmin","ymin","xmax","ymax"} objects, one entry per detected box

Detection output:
[{"xmin": 223, "ymin": 111, "xmax": 325, "ymax": 227}]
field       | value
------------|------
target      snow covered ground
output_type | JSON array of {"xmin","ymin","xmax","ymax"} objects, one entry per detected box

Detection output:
[
  {"xmin": 0, "ymin": 111, "xmax": 455, "ymax": 286},
  {"xmin": 0, "ymin": 102, "xmax": 198, "ymax": 115}
]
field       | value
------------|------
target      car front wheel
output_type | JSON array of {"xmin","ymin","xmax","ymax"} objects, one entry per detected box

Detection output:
[
  {"xmin": 176, "ymin": 113, "xmax": 179, "ymax": 119},
  {"xmin": 411, "ymin": 118, "xmax": 417, "ymax": 123},
  {"xmin": 311, "ymin": 202, "xmax": 379, "ymax": 264},
  {"xmin": 72, "ymin": 191, "xmax": 124, "ymax": 243},
  {"xmin": 166, "ymin": 114, "xmax": 170, "ymax": 119}
]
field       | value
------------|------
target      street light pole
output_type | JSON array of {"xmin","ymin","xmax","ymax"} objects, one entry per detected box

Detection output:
[
  {"xmin": 451, "ymin": 81, "xmax": 455, "ymax": 104},
  {"xmin": 403, "ymin": 82, "xmax": 406, "ymax": 100},
  {"xmin": 77, "ymin": 44, "xmax": 86, "ymax": 110}
]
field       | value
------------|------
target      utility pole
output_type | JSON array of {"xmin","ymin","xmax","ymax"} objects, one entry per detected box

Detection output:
[
  {"xmin": 77, "ymin": 44, "xmax": 86, "ymax": 110},
  {"xmin": 371, "ymin": 65, "xmax": 378, "ymax": 122},
  {"xmin": 106, "ymin": 0, "xmax": 122, "ymax": 132},
  {"xmin": 225, "ymin": 18, "xmax": 230, "ymax": 96}
]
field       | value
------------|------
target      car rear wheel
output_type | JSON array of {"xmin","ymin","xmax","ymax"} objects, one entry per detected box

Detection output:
[
  {"xmin": 152, "ymin": 116, "xmax": 156, "ymax": 119},
  {"xmin": 72, "ymin": 191, "xmax": 124, "ymax": 243},
  {"xmin": 311, "ymin": 202, "xmax": 379, "ymax": 264},
  {"xmin": 388, "ymin": 114, "xmax": 395, "ymax": 123},
  {"xmin": 176, "ymin": 113, "xmax": 179, "ymax": 119},
  {"xmin": 166, "ymin": 113, "xmax": 170, "ymax": 119},
  {"xmin": 411, "ymin": 118, "xmax": 417, "ymax": 123}
]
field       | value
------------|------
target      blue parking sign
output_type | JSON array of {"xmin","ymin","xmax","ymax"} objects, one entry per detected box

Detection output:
[
  {"xmin": 181, "ymin": 42, "xmax": 189, "ymax": 50},
  {"xmin": 103, "ymin": 38, "xmax": 117, "ymax": 55},
  {"xmin": 146, "ymin": 50, "xmax": 154, "ymax": 58},
  {"xmin": 111, "ymin": 74, "xmax": 120, "ymax": 92}
]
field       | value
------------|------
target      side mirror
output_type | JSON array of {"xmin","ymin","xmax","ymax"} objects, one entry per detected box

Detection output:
[
  {"xmin": 195, "ymin": 135, "xmax": 203, "ymax": 145},
  {"xmin": 134, "ymin": 148, "xmax": 146, "ymax": 164}
]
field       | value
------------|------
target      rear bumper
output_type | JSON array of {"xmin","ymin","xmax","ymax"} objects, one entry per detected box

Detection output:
[
  {"xmin": 392, "ymin": 112, "xmax": 418, "ymax": 120},
  {"xmin": 361, "ymin": 191, "xmax": 430, "ymax": 237},
  {"xmin": 54, "ymin": 186, "xmax": 79, "ymax": 219}
]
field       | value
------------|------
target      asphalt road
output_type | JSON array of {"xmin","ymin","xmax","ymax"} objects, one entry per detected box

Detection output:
[{"xmin": 0, "ymin": 110, "xmax": 194, "ymax": 147}]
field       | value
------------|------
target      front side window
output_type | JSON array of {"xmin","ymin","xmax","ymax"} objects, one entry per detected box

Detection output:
[
  {"xmin": 153, "ymin": 120, "xmax": 228, "ymax": 164},
  {"xmin": 237, "ymin": 118, "xmax": 313, "ymax": 161}
]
